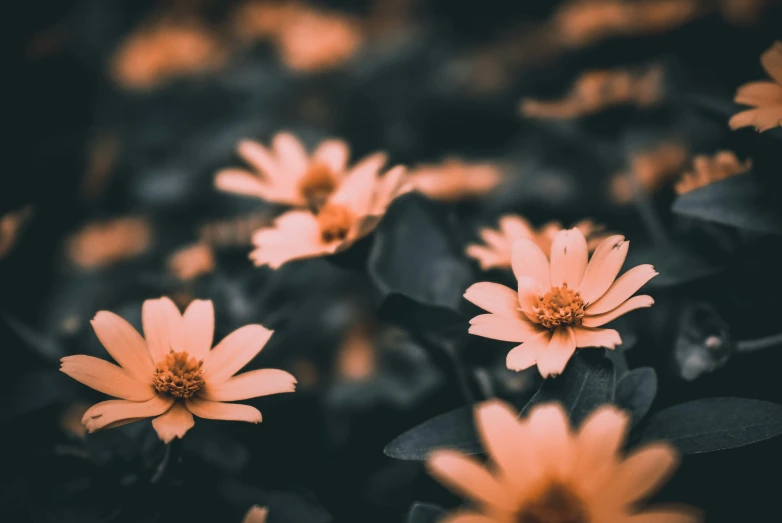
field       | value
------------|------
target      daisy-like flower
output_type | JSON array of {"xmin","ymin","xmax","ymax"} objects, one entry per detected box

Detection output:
[
  {"xmin": 674, "ymin": 151, "xmax": 752, "ymax": 195},
  {"xmin": 249, "ymin": 158, "xmax": 409, "ymax": 269},
  {"xmin": 729, "ymin": 42, "xmax": 782, "ymax": 133},
  {"xmin": 464, "ymin": 228, "xmax": 656, "ymax": 377},
  {"xmin": 215, "ymin": 132, "xmax": 387, "ymax": 210},
  {"xmin": 60, "ymin": 298, "xmax": 296, "ymax": 443},
  {"xmin": 466, "ymin": 216, "xmax": 610, "ymax": 271},
  {"xmin": 428, "ymin": 399, "xmax": 702, "ymax": 523},
  {"xmin": 408, "ymin": 158, "xmax": 503, "ymax": 202}
]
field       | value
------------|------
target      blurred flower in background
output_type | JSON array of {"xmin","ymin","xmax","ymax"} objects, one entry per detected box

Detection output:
[
  {"xmin": 674, "ymin": 151, "xmax": 752, "ymax": 194},
  {"xmin": 730, "ymin": 41, "xmax": 782, "ymax": 132}
]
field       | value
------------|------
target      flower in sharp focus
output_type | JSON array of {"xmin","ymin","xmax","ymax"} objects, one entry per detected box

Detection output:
[
  {"xmin": 729, "ymin": 42, "xmax": 782, "ymax": 133},
  {"xmin": 60, "ymin": 298, "xmax": 297, "ymax": 443},
  {"xmin": 464, "ymin": 228, "xmax": 656, "ymax": 377},
  {"xmin": 466, "ymin": 216, "xmax": 610, "ymax": 271},
  {"xmin": 243, "ymin": 505, "xmax": 269, "ymax": 523},
  {"xmin": 408, "ymin": 157, "xmax": 503, "ymax": 202},
  {"xmin": 674, "ymin": 151, "xmax": 752, "ymax": 195},
  {"xmin": 249, "ymin": 158, "xmax": 410, "ymax": 269},
  {"xmin": 427, "ymin": 399, "xmax": 702, "ymax": 523},
  {"xmin": 216, "ymin": 132, "xmax": 387, "ymax": 210}
]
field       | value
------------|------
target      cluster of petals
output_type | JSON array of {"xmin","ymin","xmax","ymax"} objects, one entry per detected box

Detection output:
[
  {"xmin": 611, "ymin": 142, "xmax": 689, "ymax": 204},
  {"xmin": 674, "ymin": 151, "xmax": 752, "ymax": 195},
  {"xmin": 465, "ymin": 228, "xmax": 656, "ymax": 377},
  {"xmin": 428, "ymin": 399, "xmax": 701, "ymax": 523},
  {"xmin": 729, "ymin": 41, "xmax": 782, "ymax": 133},
  {"xmin": 60, "ymin": 297, "xmax": 296, "ymax": 443},
  {"xmin": 466, "ymin": 215, "xmax": 609, "ymax": 271}
]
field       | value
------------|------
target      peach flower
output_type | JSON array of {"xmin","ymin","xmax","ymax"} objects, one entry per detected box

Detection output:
[
  {"xmin": 428, "ymin": 399, "xmax": 701, "ymax": 523},
  {"xmin": 729, "ymin": 42, "xmax": 782, "ymax": 132},
  {"xmin": 249, "ymin": 158, "xmax": 410, "ymax": 269},
  {"xmin": 243, "ymin": 506, "xmax": 269, "ymax": 523},
  {"xmin": 674, "ymin": 151, "xmax": 752, "ymax": 195},
  {"xmin": 66, "ymin": 217, "xmax": 153, "ymax": 269},
  {"xmin": 467, "ymin": 216, "xmax": 610, "ymax": 271},
  {"xmin": 168, "ymin": 242, "xmax": 216, "ymax": 281},
  {"xmin": 216, "ymin": 132, "xmax": 386, "ymax": 210},
  {"xmin": 408, "ymin": 158, "xmax": 503, "ymax": 202},
  {"xmin": 521, "ymin": 66, "xmax": 663, "ymax": 119},
  {"xmin": 0, "ymin": 206, "xmax": 33, "ymax": 259},
  {"xmin": 464, "ymin": 229, "xmax": 656, "ymax": 377},
  {"xmin": 60, "ymin": 298, "xmax": 296, "ymax": 443},
  {"xmin": 611, "ymin": 143, "xmax": 689, "ymax": 204}
]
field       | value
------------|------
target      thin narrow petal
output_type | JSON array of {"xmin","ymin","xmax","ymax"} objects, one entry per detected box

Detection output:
[
  {"xmin": 272, "ymin": 132, "xmax": 309, "ymax": 176},
  {"xmin": 549, "ymin": 228, "xmax": 588, "ymax": 289},
  {"xmin": 609, "ymin": 444, "xmax": 679, "ymax": 504},
  {"xmin": 760, "ymin": 42, "xmax": 782, "ymax": 86},
  {"xmin": 506, "ymin": 331, "xmax": 551, "ymax": 371},
  {"xmin": 91, "ymin": 311, "xmax": 154, "ymax": 381},
  {"xmin": 185, "ymin": 397, "xmax": 263, "ymax": 423},
  {"xmin": 182, "ymin": 300, "xmax": 214, "ymax": 360},
  {"xmin": 511, "ymin": 237, "xmax": 550, "ymax": 290},
  {"xmin": 82, "ymin": 395, "xmax": 174, "ymax": 433},
  {"xmin": 371, "ymin": 165, "xmax": 409, "ymax": 215},
  {"xmin": 201, "ymin": 369, "xmax": 297, "ymax": 401},
  {"xmin": 203, "ymin": 325, "xmax": 274, "ymax": 383},
  {"xmin": 214, "ymin": 169, "xmax": 270, "ymax": 199},
  {"xmin": 60, "ymin": 355, "xmax": 155, "ymax": 401},
  {"xmin": 733, "ymin": 81, "xmax": 782, "ymax": 106},
  {"xmin": 469, "ymin": 314, "xmax": 543, "ymax": 343},
  {"xmin": 517, "ymin": 276, "xmax": 541, "ymax": 318},
  {"xmin": 525, "ymin": 404, "xmax": 574, "ymax": 477},
  {"xmin": 582, "ymin": 295, "xmax": 654, "ymax": 327},
  {"xmin": 572, "ymin": 327, "xmax": 622, "ymax": 349},
  {"xmin": 578, "ymin": 235, "xmax": 629, "ymax": 304},
  {"xmin": 466, "ymin": 244, "xmax": 507, "ymax": 270},
  {"xmin": 464, "ymin": 282, "xmax": 521, "ymax": 318},
  {"xmin": 142, "ymin": 297, "xmax": 185, "ymax": 363},
  {"xmin": 243, "ymin": 506, "xmax": 270, "ymax": 523},
  {"xmin": 249, "ymin": 211, "xmax": 325, "ymax": 269},
  {"xmin": 427, "ymin": 450, "xmax": 515, "ymax": 510},
  {"xmin": 728, "ymin": 108, "xmax": 761, "ymax": 130},
  {"xmin": 537, "ymin": 327, "xmax": 577, "ymax": 378},
  {"xmin": 331, "ymin": 152, "xmax": 387, "ymax": 216},
  {"xmin": 499, "ymin": 215, "xmax": 535, "ymax": 241},
  {"xmin": 151, "ymin": 402, "xmax": 195, "ymax": 443},
  {"xmin": 588, "ymin": 265, "xmax": 658, "ymax": 315},
  {"xmin": 574, "ymin": 406, "xmax": 629, "ymax": 486},
  {"xmin": 312, "ymin": 139, "xmax": 350, "ymax": 174},
  {"xmin": 237, "ymin": 140, "xmax": 285, "ymax": 181}
]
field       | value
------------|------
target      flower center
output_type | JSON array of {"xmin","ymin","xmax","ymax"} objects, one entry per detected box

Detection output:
[
  {"xmin": 298, "ymin": 162, "xmax": 338, "ymax": 209},
  {"xmin": 317, "ymin": 203, "xmax": 354, "ymax": 243},
  {"xmin": 533, "ymin": 283, "xmax": 585, "ymax": 329},
  {"xmin": 152, "ymin": 350, "xmax": 205, "ymax": 398},
  {"xmin": 517, "ymin": 483, "xmax": 589, "ymax": 523}
]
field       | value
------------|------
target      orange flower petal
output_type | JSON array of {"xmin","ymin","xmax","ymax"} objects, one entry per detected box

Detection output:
[
  {"xmin": 201, "ymin": 368, "xmax": 296, "ymax": 401},
  {"xmin": 250, "ymin": 211, "xmax": 325, "ymax": 268},
  {"xmin": 760, "ymin": 41, "xmax": 782, "ymax": 86},
  {"xmin": 330, "ymin": 152, "xmax": 387, "ymax": 215},
  {"xmin": 237, "ymin": 139, "xmax": 287, "ymax": 184},
  {"xmin": 608, "ymin": 443, "xmax": 679, "ymax": 505},
  {"xmin": 464, "ymin": 282, "xmax": 522, "ymax": 318},
  {"xmin": 733, "ymin": 81, "xmax": 782, "ymax": 106},
  {"xmin": 427, "ymin": 450, "xmax": 515, "ymax": 511},
  {"xmin": 243, "ymin": 506, "xmax": 269, "ymax": 523},
  {"xmin": 90, "ymin": 311, "xmax": 154, "ymax": 381},
  {"xmin": 549, "ymin": 228, "xmax": 589, "ymax": 288},
  {"xmin": 578, "ymin": 235, "xmax": 628, "ymax": 304},
  {"xmin": 214, "ymin": 168, "xmax": 276, "ymax": 200},
  {"xmin": 151, "ymin": 402, "xmax": 195, "ymax": 443},
  {"xmin": 506, "ymin": 331, "xmax": 551, "ymax": 371},
  {"xmin": 469, "ymin": 314, "xmax": 543, "ymax": 343},
  {"xmin": 582, "ymin": 295, "xmax": 654, "ymax": 327},
  {"xmin": 536, "ymin": 326, "xmax": 577, "ymax": 377},
  {"xmin": 511, "ymin": 237, "xmax": 550, "ymax": 290},
  {"xmin": 82, "ymin": 395, "xmax": 174, "ymax": 433},
  {"xmin": 524, "ymin": 403, "xmax": 574, "ymax": 477},
  {"xmin": 203, "ymin": 324, "xmax": 274, "ymax": 383},
  {"xmin": 60, "ymin": 355, "xmax": 156, "ymax": 401},
  {"xmin": 272, "ymin": 132, "xmax": 309, "ymax": 175},
  {"xmin": 574, "ymin": 406, "xmax": 629, "ymax": 488},
  {"xmin": 142, "ymin": 297, "xmax": 185, "ymax": 362},
  {"xmin": 312, "ymin": 139, "xmax": 350, "ymax": 175},
  {"xmin": 572, "ymin": 327, "xmax": 622, "ymax": 349},
  {"xmin": 587, "ymin": 264, "xmax": 657, "ymax": 315},
  {"xmin": 185, "ymin": 397, "xmax": 263, "ymax": 423},
  {"xmin": 182, "ymin": 299, "xmax": 214, "ymax": 361}
]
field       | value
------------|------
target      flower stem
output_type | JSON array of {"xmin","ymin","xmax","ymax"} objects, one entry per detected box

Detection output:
[{"xmin": 736, "ymin": 332, "xmax": 782, "ymax": 353}]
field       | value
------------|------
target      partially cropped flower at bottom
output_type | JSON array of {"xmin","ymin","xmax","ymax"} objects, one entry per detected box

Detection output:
[
  {"xmin": 243, "ymin": 506, "xmax": 268, "ymax": 523},
  {"xmin": 60, "ymin": 297, "xmax": 296, "ymax": 443},
  {"xmin": 465, "ymin": 228, "xmax": 656, "ymax": 377},
  {"xmin": 428, "ymin": 399, "xmax": 702, "ymax": 523},
  {"xmin": 466, "ymin": 215, "xmax": 609, "ymax": 271}
]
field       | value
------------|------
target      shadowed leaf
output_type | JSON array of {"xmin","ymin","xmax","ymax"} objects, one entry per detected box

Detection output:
[{"xmin": 384, "ymin": 406, "xmax": 481, "ymax": 460}]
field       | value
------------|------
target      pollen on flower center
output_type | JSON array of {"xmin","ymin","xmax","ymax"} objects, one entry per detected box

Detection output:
[
  {"xmin": 317, "ymin": 203, "xmax": 354, "ymax": 243},
  {"xmin": 517, "ymin": 483, "xmax": 590, "ymax": 523},
  {"xmin": 298, "ymin": 162, "xmax": 338, "ymax": 209},
  {"xmin": 152, "ymin": 350, "xmax": 205, "ymax": 398},
  {"xmin": 533, "ymin": 283, "xmax": 585, "ymax": 329}
]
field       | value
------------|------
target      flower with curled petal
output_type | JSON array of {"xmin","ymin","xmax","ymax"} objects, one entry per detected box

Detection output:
[
  {"xmin": 427, "ymin": 399, "xmax": 702, "ymax": 523},
  {"xmin": 60, "ymin": 298, "xmax": 296, "ymax": 443},
  {"xmin": 464, "ymin": 228, "xmax": 656, "ymax": 377},
  {"xmin": 729, "ymin": 42, "xmax": 782, "ymax": 133}
]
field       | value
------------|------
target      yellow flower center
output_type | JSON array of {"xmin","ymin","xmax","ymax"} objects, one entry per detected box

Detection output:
[
  {"xmin": 152, "ymin": 350, "xmax": 205, "ymax": 398},
  {"xmin": 517, "ymin": 483, "xmax": 589, "ymax": 523},
  {"xmin": 317, "ymin": 203, "xmax": 354, "ymax": 243},
  {"xmin": 534, "ymin": 283, "xmax": 585, "ymax": 329},
  {"xmin": 298, "ymin": 162, "xmax": 338, "ymax": 209}
]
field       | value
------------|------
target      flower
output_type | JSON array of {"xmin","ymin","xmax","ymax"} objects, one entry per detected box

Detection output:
[
  {"xmin": 464, "ymin": 228, "xmax": 656, "ymax": 377},
  {"xmin": 60, "ymin": 298, "xmax": 296, "ymax": 443},
  {"xmin": 674, "ymin": 151, "xmax": 752, "ymax": 195},
  {"xmin": 408, "ymin": 158, "xmax": 503, "ymax": 202},
  {"xmin": 427, "ymin": 399, "xmax": 702, "ymax": 523},
  {"xmin": 216, "ymin": 132, "xmax": 387, "ymax": 210},
  {"xmin": 243, "ymin": 506, "xmax": 269, "ymax": 523},
  {"xmin": 249, "ymin": 158, "xmax": 410, "ymax": 269},
  {"xmin": 729, "ymin": 42, "xmax": 782, "ymax": 133},
  {"xmin": 0, "ymin": 206, "xmax": 33, "ymax": 259},
  {"xmin": 111, "ymin": 18, "xmax": 226, "ymax": 90},
  {"xmin": 168, "ymin": 243, "xmax": 216, "ymax": 281},
  {"xmin": 611, "ymin": 142, "xmax": 689, "ymax": 204},
  {"xmin": 466, "ymin": 216, "xmax": 610, "ymax": 271},
  {"xmin": 66, "ymin": 217, "xmax": 153, "ymax": 269},
  {"xmin": 520, "ymin": 66, "xmax": 663, "ymax": 119}
]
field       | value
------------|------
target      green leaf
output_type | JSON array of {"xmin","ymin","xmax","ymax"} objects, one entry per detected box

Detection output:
[
  {"xmin": 615, "ymin": 367, "xmax": 657, "ymax": 428},
  {"xmin": 384, "ymin": 406, "xmax": 481, "ymax": 461},
  {"xmin": 406, "ymin": 503, "xmax": 446, "ymax": 523}
]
